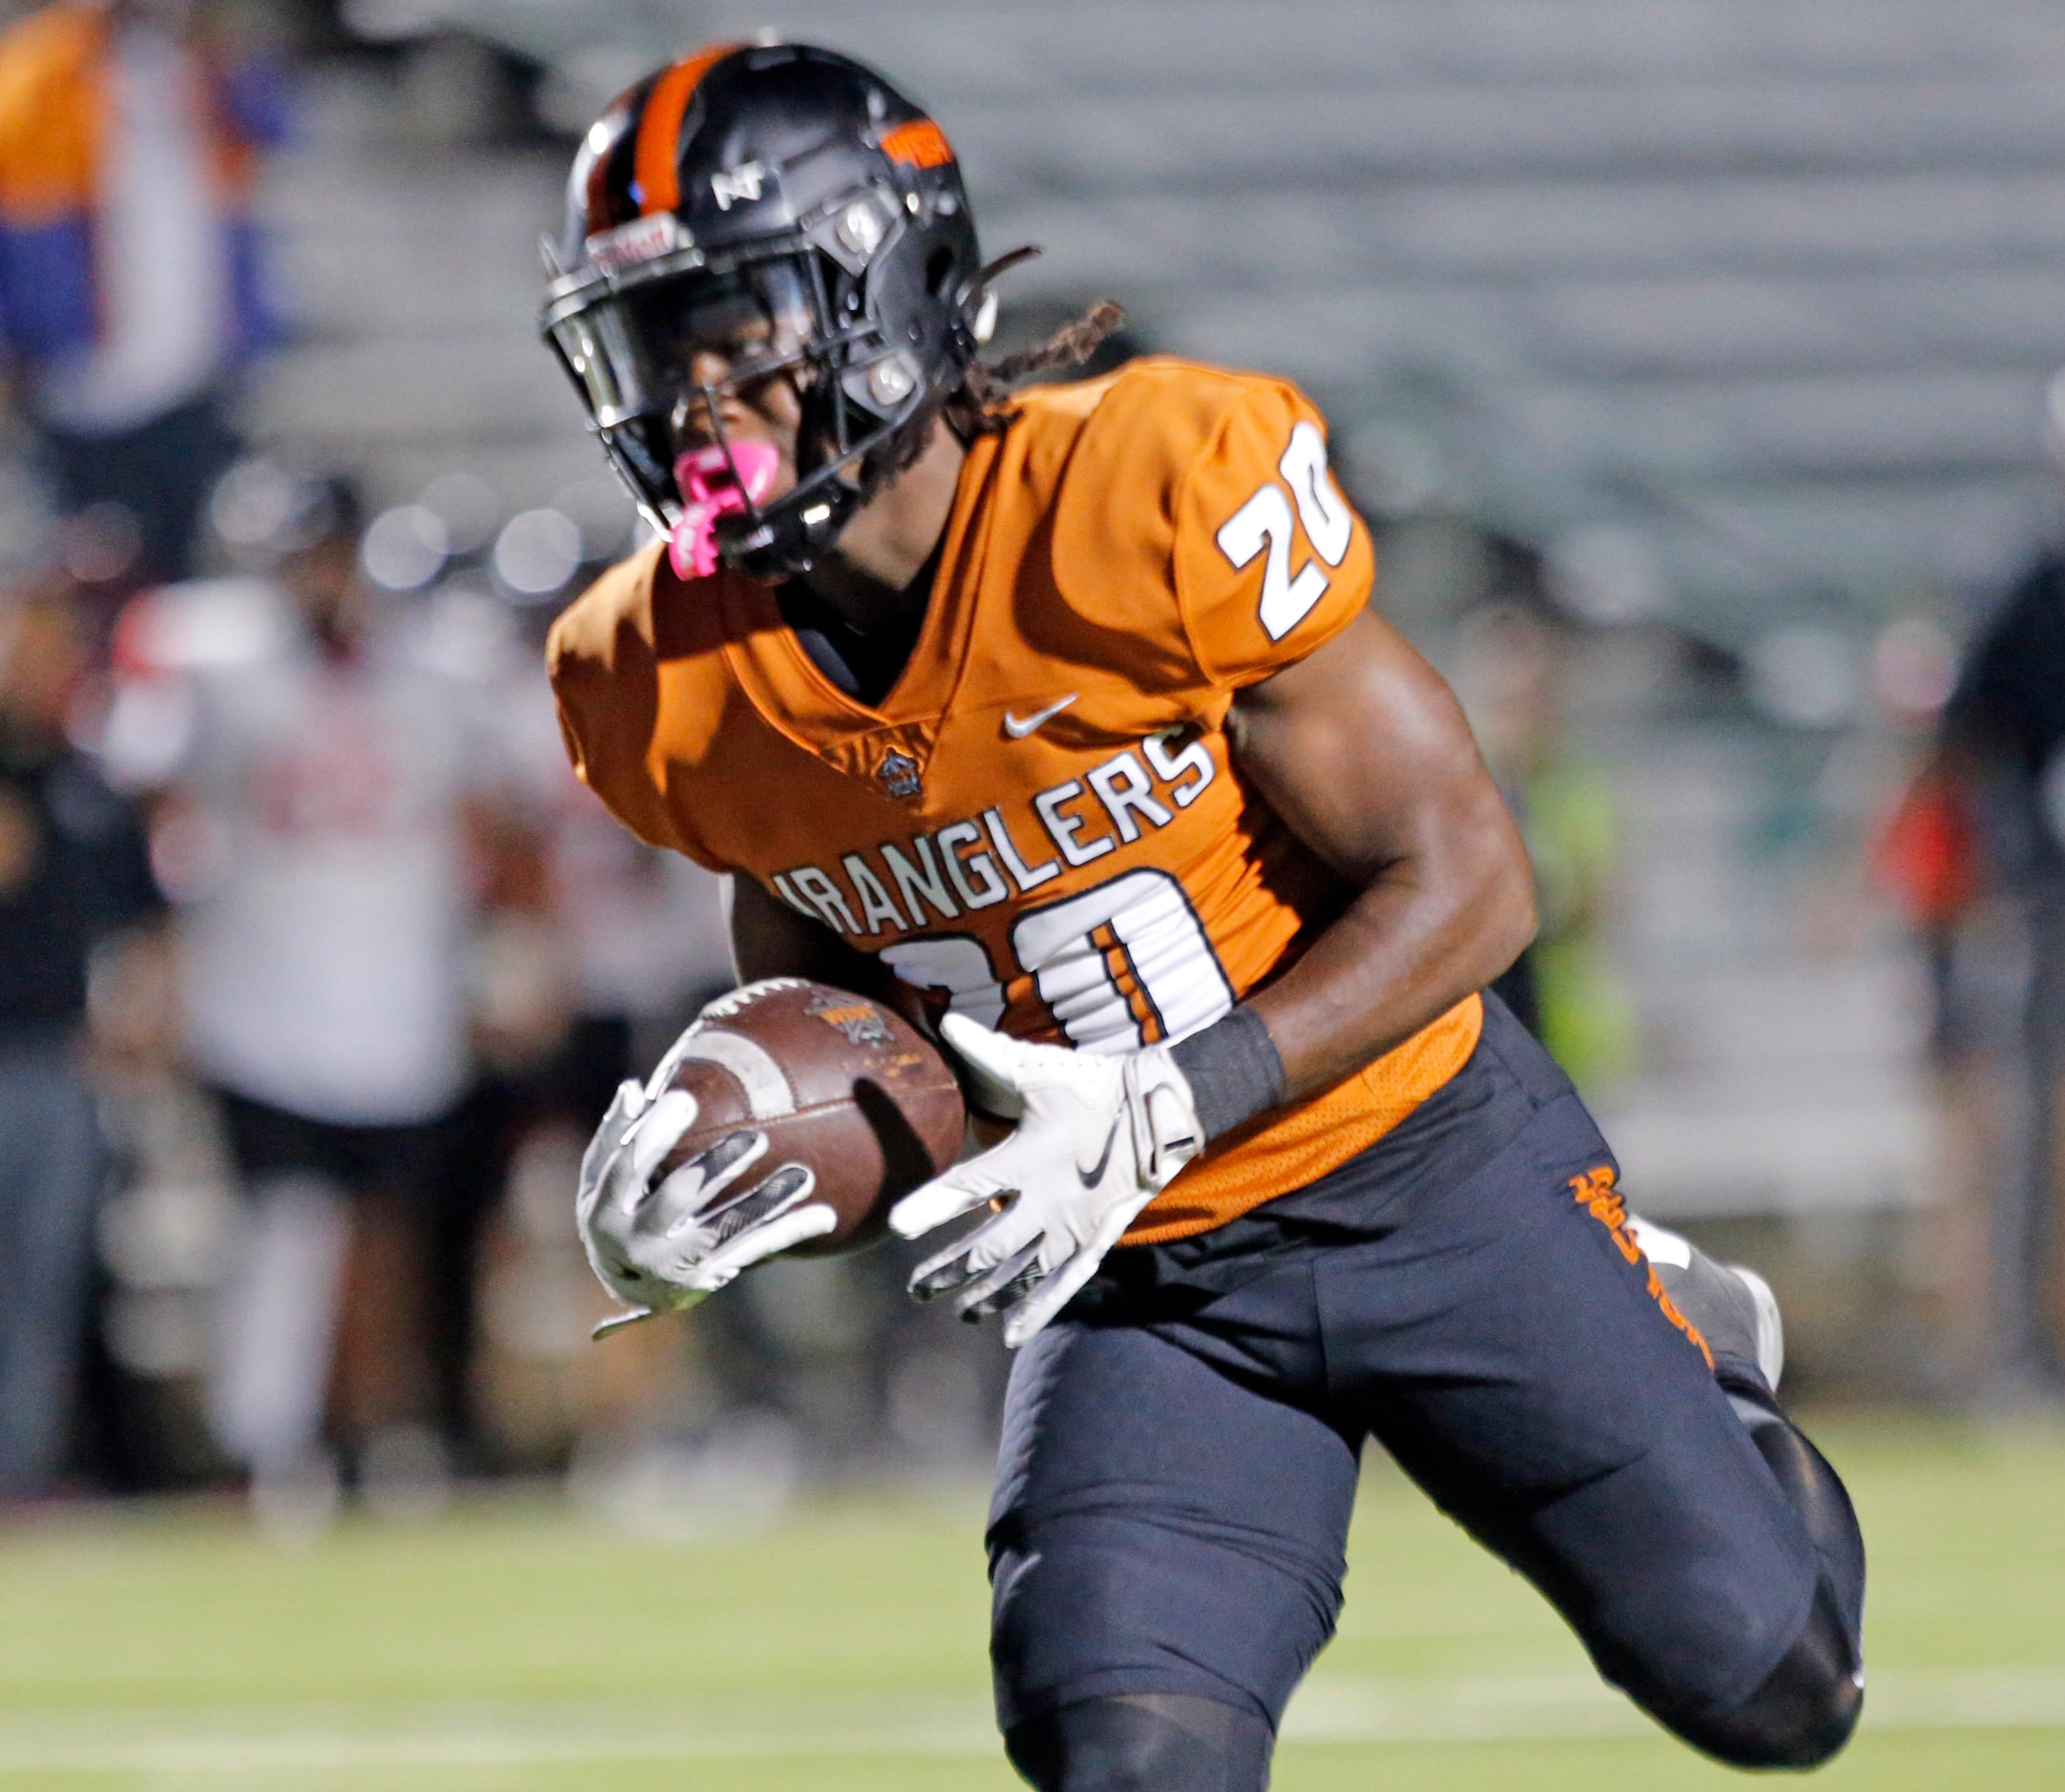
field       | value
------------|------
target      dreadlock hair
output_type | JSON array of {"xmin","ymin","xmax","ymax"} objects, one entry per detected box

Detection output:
[
  {"xmin": 862, "ymin": 300, "xmax": 1126, "ymax": 488},
  {"xmin": 945, "ymin": 300, "xmax": 1127, "ymax": 440}
]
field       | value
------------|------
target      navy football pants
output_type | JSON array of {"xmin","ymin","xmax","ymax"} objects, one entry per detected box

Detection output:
[{"xmin": 987, "ymin": 1091, "xmax": 1824, "ymax": 1741}]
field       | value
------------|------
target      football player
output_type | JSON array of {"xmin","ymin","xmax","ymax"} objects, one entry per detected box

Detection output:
[{"xmin": 543, "ymin": 43, "xmax": 1865, "ymax": 1788}]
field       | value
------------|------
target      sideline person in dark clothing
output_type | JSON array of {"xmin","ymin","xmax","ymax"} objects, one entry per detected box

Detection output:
[
  {"xmin": 1922, "ymin": 544, "xmax": 2065, "ymax": 1393},
  {"xmin": 0, "ymin": 576, "xmax": 161, "ymax": 1497}
]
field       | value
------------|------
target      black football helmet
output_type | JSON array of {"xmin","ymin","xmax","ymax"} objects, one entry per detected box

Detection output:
[{"xmin": 541, "ymin": 41, "xmax": 998, "ymax": 579}]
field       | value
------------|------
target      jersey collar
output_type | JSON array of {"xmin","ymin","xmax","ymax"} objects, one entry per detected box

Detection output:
[{"xmin": 718, "ymin": 431, "xmax": 1001, "ymax": 792}]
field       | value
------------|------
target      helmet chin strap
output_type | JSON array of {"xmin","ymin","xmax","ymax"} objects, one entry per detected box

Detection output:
[
  {"xmin": 709, "ymin": 380, "xmax": 933, "ymax": 580},
  {"xmin": 669, "ymin": 441, "xmax": 782, "ymax": 580}
]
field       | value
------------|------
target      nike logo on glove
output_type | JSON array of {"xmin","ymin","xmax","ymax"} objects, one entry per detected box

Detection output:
[
  {"xmin": 1077, "ymin": 1121, "xmax": 1119, "ymax": 1188},
  {"xmin": 1003, "ymin": 694, "xmax": 1078, "ymax": 739}
]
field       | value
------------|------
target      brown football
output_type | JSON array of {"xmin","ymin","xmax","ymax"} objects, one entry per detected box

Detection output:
[{"xmin": 649, "ymin": 978, "xmax": 966, "ymax": 1256}]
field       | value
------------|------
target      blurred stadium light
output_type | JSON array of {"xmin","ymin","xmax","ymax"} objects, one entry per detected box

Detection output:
[
  {"xmin": 1746, "ymin": 624, "xmax": 1865, "ymax": 730},
  {"xmin": 418, "ymin": 471, "xmax": 502, "ymax": 556},
  {"xmin": 360, "ymin": 503, "xmax": 450, "ymax": 591},
  {"xmin": 492, "ymin": 506, "xmax": 583, "ymax": 600}
]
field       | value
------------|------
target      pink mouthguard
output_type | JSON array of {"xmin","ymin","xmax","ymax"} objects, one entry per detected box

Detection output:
[{"xmin": 669, "ymin": 441, "xmax": 781, "ymax": 580}]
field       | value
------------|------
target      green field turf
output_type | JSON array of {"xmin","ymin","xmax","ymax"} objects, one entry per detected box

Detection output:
[{"xmin": 2, "ymin": 1417, "xmax": 2062, "ymax": 1789}]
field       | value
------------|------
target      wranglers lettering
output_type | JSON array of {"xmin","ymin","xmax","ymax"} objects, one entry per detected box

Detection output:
[{"xmin": 769, "ymin": 732, "xmax": 1217, "ymax": 940}]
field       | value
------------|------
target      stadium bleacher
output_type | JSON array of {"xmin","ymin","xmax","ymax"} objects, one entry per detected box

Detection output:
[{"xmin": 328, "ymin": 0, "xmax": 2065, "ymax": 640}]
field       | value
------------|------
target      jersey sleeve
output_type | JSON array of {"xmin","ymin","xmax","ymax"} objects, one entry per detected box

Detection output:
[
  {"xmin": 546, "ymin": 552, "xmax": 728, "ymax": 870},
  {"xmin": 1172, "ymin": 379, "xmax": 1374, "ymax": 691}
]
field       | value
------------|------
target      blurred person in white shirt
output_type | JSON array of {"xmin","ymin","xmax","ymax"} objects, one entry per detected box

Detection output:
[
  {"xmin": 101, "ymin": 473, "xmax": 543, "ymax": 1508},
  {"xmin": 434, "ymin": 623, "xmax": 731, "ymax": 1469},
  {"xmin": 543, "ymin": 769, "xmax": 734, "ymax": 1124}
]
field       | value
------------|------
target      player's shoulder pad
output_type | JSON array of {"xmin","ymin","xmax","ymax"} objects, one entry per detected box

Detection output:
[
  {"xmin": 1041, "ymin": 358, "xmax": 1373, "ymax": 693},
  {"xmin": 548, "ymin": 538, "xmax": 739, "ymax": 680},
  {"xmin": 547, "ymin": 542, "xmax": 658, "ymax": 682},
  {"xmin": 547, "ymin": 541, "xmax": 723, "ymax": 855}
]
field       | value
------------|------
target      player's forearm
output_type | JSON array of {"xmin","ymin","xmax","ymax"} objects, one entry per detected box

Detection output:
[
  {"xmin": 1205, "ymin": 608, "xmax": 1537, "ymax": 1127},
  {"xmin": 728, "ymin": 870, "xmax": 896, "ymax": 997},
  {"xmin": 1241, "ymin": 784, "xmax": 1535, "ymax": 1103}
]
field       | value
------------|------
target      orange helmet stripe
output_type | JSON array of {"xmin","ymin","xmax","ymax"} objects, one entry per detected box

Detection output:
[
  {"xmin": 880, "ymin": 118, "xmax": 953, "ymax": 170},
  {"xmin": 635, "ymin": 42, "xmax": 740, "ymax": 218}
]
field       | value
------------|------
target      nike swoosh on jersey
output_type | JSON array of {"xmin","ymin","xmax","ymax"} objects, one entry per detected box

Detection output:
[
  {"xmin": 1077, "ymin": 1120, "xmax": 1119, "ymax": 1188},
  {"xmin": 1003, "ymin": 694, "xmax": 1078, "ymax": 738}
]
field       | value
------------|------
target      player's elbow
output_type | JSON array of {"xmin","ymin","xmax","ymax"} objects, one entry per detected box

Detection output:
[
  {"xmin": 1491, "ymin": 856, "xmax": 1538, "ymax": 973},
  {"xmin": 1466, "ymin": 814, "xmax": 1537, "ymax": 990}
]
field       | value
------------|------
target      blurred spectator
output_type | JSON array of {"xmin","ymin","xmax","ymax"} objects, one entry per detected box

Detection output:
[
  {"xmin": 101, "ymin": 475, "xmax": 540, "ymax": 1510},
  {"xmin": 1454, "ymin": 591, "xmax": 1637, "ymax": 1094},
  {"xmin": 462, "ymin": 685, "xmax": 741, "ymax": 1478},
  {"xmin": 0, "ymin": 574, "xmax": 160, "ymax": 1499},
  {"xmin": 1891, "ymin": 534, "xmax": 2065, "ymax": 1399},
  {"xmin": 1874, "ymin": 747, "xmax": 2012, "ymax": 1403},
  {"xmin": 542, "ymin": 785, "xmax": 734, "ymax": 1125},
  {"xmin": 0, "ymin": 0, "xmax": 286, "ymax": 585},
  {"xmin": 1864, "ymin": 373, "xmax": 2065, "ymax": 1400}
]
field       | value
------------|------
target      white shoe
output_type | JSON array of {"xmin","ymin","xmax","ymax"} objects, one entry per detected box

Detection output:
[{"xmin": 1625, "ymin": 1216, "xmax": 1784, "ymax": 1390}]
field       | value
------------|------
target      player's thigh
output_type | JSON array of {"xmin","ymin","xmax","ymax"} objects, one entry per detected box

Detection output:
[
  {"xmin": 988, "ymin": 1307, "xmax": 1358, "ymax": 1731},
  {"xmin": 1323, "ymin": 1094, "xmax": 1820, "ymax": 1713}
]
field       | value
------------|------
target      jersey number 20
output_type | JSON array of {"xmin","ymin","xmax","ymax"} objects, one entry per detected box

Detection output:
[
  {"xmin": 1214, "ymin": 422, "xmax": 1354, "ymax": 640},
  {"xmin": 882, "ymin": 867, "xmax": 1237, "ymax": 1055}
]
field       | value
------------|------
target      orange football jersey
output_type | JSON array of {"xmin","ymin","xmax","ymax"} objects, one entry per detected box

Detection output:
[{"xmin": 550, "ymin": 357, "xmax": 1481, "ymax": 1242}]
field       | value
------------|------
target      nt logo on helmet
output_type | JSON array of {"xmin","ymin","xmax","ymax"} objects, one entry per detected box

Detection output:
[{"xmin": 710, "ymin": 161, "xmax": 768, "ymax": 210}]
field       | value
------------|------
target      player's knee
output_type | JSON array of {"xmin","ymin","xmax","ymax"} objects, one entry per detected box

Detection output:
[
  {"xmin": 1004, "ymin": 1692, "xmax": 1272, "ymax": 1792},
  {"xmin": 1735, "ymin": 1389, "xmax": 1867, "ymax": 1638},
  {"xmin": 1665, "ymin": 1584, "xmax": 1863, "ymax": 1771}
]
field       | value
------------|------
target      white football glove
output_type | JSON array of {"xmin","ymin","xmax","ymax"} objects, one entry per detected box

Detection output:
[
  {"xmin": 576, "ymin": 1075, "xmax": 836, "ymax": 1337},
  {"xmin": 887, "ymin": 1012, "xmax": 1204, "ymax": 1348}
]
